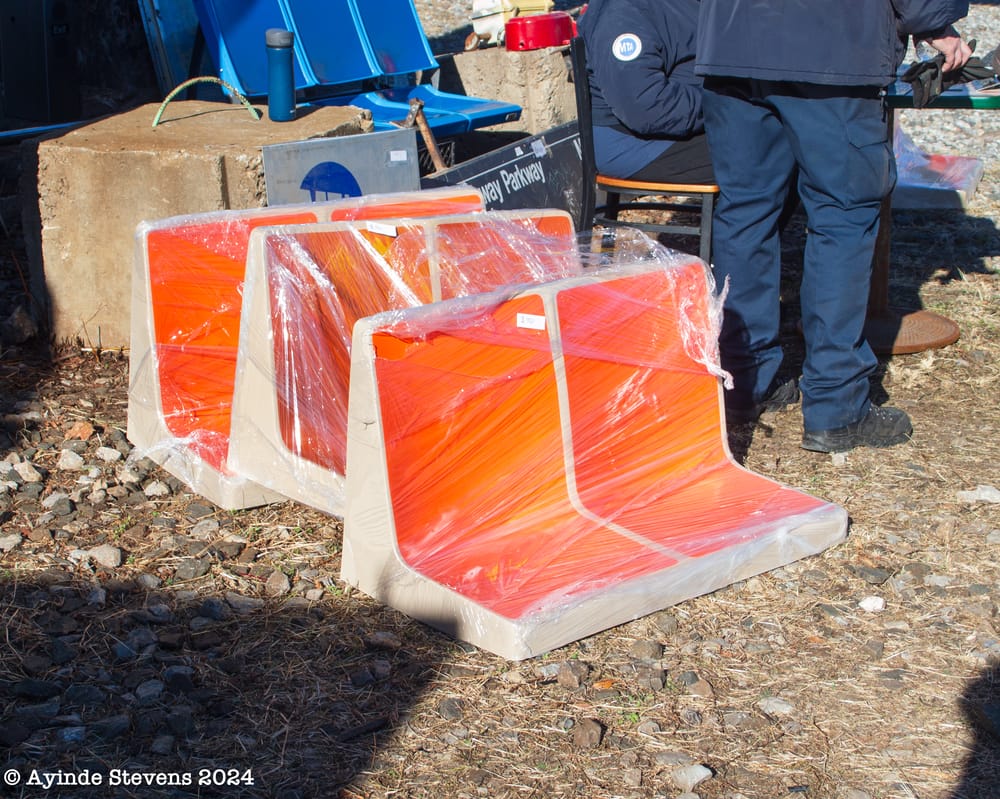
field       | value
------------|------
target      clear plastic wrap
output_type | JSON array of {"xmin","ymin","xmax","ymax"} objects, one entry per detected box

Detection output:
[
  {"xmin": 228, "ymin": 209, "xmax": 581, "ymax": 515},
  {"xmin": 341, "ymin": 235, "xmax": 848, "ymax": 660},
  {"xmin": 127, "ymin": 187, "xmax": 484, "ymax": 509},
  {"xmin": 892, "ymin": 121, "xmax": 984, "ymax": 209}
]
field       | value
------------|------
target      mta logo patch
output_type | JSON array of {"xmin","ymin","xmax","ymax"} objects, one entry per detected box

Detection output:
[{"xmin": 612, "ymin": 33, "xmax": 642, "ymax": 62}]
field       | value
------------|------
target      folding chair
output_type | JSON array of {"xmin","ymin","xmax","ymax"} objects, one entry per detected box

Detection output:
[{"xmin": 569, "ymin": 36, "xmax": 718, "ymax": 264}]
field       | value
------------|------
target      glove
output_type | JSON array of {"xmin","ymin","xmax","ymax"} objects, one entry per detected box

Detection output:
[{"xmin": 901, "ymin": 40, "xmax": 998, "ymax": 107}]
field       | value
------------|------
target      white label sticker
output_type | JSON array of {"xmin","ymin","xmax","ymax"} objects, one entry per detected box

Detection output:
[
  {"xmin": 612, "ymin": 33, "xmax": 642, "ymax": 62},
  {"xmin": 516, "ymin": 313, "xmax": 546, "ymax": 331},
  {"xmin": 531, "ymin": 139, "xmax": 547, "ymax": 158},
  {"xmin": 389, "ymin": 149, "xmax": 408, "ymax": 163},
  {"xmin": 366, "ymin": 221, "xmax": 398, "ymax": 237}
]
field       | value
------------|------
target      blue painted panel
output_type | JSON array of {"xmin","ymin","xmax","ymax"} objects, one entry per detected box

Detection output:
[
  {"xmin": 278, "ymin": 0, "xmax": 381, "ymax": 86},
  {"xmin": 351, "ymin": 0, "xmax": 437, "ymax": 77},
  {"xmin": 191, "ymin": 0, "xmax": 310, "ymax": 96}
]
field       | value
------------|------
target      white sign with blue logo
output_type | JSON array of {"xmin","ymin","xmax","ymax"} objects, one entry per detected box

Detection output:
[
  {"xmin": 612, "ymin": 33, "xmax": 643, "ymax": 62},
  {"xmin": 262, "ymin": 128, "xmax": 420, "ymax": 206}
]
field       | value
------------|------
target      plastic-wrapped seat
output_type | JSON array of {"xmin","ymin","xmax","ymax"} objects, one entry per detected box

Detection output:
[
  {"xmin": 128, "ymin": 187, "xmax": 484, "ymax": 510},
  {"xmin": 341, "ymin": 246, "xmax": 848, "ymax": 659},
  {"xmin": 228, "ymin": 209, "xmax": 580, "ymax": 516}
]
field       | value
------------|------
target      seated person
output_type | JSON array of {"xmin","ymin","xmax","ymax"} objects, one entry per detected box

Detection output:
[{"xmin": 577, "ymin": 0, "xmax": 713, "ymax": 183}]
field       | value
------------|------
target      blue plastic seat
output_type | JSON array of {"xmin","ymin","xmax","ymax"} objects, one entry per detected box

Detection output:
[
  {"xmin": 350, "ymin": 0, "xmax": 437, "ymax": 77},
  {"xmin": 192, "ymin": 0, "xmax": 311, "ymax": 96},
  {"xmin": 191, "ymin": 0, "xmax": 521, "ymax": 136}
]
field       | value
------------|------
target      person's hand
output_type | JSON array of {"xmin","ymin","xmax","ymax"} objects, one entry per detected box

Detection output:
[{"xmin": 917, "ymin": 25, "xmax": 973, "ymax": 71}]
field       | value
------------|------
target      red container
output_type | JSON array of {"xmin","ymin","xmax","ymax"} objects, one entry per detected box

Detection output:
[{"xmin": 505, "ymin": 12, "xmax": 577, "ymax": 51}]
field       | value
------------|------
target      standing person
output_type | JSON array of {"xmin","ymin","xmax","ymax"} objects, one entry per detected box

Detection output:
[
  {"xmin": 577, "ymin": 0, "xmax": 713, "ymax": 184},
  {"xmin": 696, "ymin": 2, "xmax": 971, "ymax": 452}
]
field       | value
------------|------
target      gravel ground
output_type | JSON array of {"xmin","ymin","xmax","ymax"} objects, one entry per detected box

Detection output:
[{"xmin": 0, "ymin": 5, "xmax": 998, "ymax": 799}]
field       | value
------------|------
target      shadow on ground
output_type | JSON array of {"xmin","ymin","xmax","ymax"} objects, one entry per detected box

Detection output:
[
  {"xmin": 0, "ymin": 572, "xmax": 449, "ymax": 799},
  {"xmin": 952, "ymin": 664, "xmax": 1000, "ymax": 798}
]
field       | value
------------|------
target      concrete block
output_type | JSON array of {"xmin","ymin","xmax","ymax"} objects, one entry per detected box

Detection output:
[
  {"xmin": 436, "ymin": 46, "xmax": 576, "ymax": 135},
  {"xmin": 21, "ymin": 100, "xmax": 371, "ymax": 348}
]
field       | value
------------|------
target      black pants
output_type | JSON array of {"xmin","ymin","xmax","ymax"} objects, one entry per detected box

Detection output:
[{"xmin": 628, "ymin": 133, "xmax": 715, "ymax": 184}]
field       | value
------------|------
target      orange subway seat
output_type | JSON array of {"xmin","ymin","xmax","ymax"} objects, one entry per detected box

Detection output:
[
  {"xmin": 371, "ymin": 293, "xmax": 679, "ymax": 618},
  {"xmin": 342, "ymin": 262, "xmax": 848, "ymax": 658},
  {"xmin": 146, "ymin": 212, "xmax": 319, "ymax": 468},
  {"xmin": 248, "ymin": 211, "xmax": 578, "ymax": 499}
]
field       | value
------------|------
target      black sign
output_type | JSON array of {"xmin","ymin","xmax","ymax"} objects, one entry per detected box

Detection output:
[{"xmin": 422, "ymin": 122, "xmax": 584, "ymax": 230}]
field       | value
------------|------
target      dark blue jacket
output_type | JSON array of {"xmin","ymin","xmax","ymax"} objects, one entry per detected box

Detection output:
[
  {"xmin": 578, "ymin": 0, "xmax": 703, "ymax": 137},
  {"xmin": 696, "ymin": 0, "xmax": 970, "ymax": 86}
]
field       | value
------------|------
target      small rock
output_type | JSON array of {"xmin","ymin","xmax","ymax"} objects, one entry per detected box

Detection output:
[
  {"xmin": 652, "ymin": 611, "xmax": 679, "ymax": 635},
  {"xmin": 151, "ymin": 734, "xmax": 175, "ymax": 755},
  {"xmin": 859, "ymin": 596, "xmax": 886, "ymax": 613},
  {"xmin": 849, "ymin": 564, "xmax": 892, "ymax": 585},
  {"xmin": 135, "ymin": 679, "xmax": 166, "ymax": 706},
  {"xmin": 26, "ymin": 527, "xmax": 53, "ymax": 544},
  {"xmin": 174, "ymin": 558, "xmax": 211, "ymax": 581},
  {"xmin": 636, "ymin": 666, "xmax": 666, "ymax": 692},
  {"xmin": 265, "ymin": 569, "xmax": 291, "ymax": 597},
  {"xmin": 863, "ymin": 638, "xmax": 885, "ymax": 660},
  {"xmin": 136, "ymin": 573, "xmax": 162, "ymax": 590},
  {"xmin": 65, "ymin": 684, "xmax": 108, "ymax": 706},
  {"xmin": 687, "ymin": 679, "xmax": 714, "ymax": 699},
  {"xmin": 758, "ymin": 696, "xmax": 795, "ymax": 716},
  {"xmin": 163, "ymin": 666, "xmax": 196, "ymax": 694},
  {"xmin": 185, "ymin": 501, "xmax": 216, "ymax": 520},
  {"xmin": 21, "ymin": 654, "xmax": 53, "ymax": 674},
  {"xmin": 654, "ymin": 751, "xmax": 695, "ymax": 767},
  {"xmin": 167, "ymin": 706, "xmax": 196, "ymax": 737},
  {"xmin": 629, "ymin": 640, "xmax": 664, "ymax": 661},
  {"xmin": 198, "ymin": 597, "xmax": 232, "ymax": 621},
  {"xmin": 572, "ymin": 718, "xmax": 604, "ymax": 748},
  {"xmin": 226, "ymin": 592, "xmax": 265, "ymax": 615},
  {"xmin": 365, "ymin": 631, "xmax": 403, "ymax": 650},
  {"xmin": 143, "ymin": 480, "xmax": 171, "ymax": 498},
  {"xmin": 92, "ymin": 714, "xmax": 131, "ymax": 741},
  {"xmin": 957, "ymin": 485, "xmax": 1000, "ymax": 504},
  {"xmin": 190, "ymin": 518, "xmax": 220, "ymax": 539},
  {"xmin": 88, "ymin": 544, "xmax": 123, "ymax": 569},
  {"xmin": 557, "ymin": 660, "xmax": 590, "ymax": 689},
  {"xmin": 95, "ymin": 446, "xmax": 123, "ymax": 463},
  {"xmin": 57, "ymin": 450, "xmax": 86, "ymax": 471},
  {"xmin": 51, "ymin": 639, "xmax": 78, "ymax": 665},
  {"xmin": 438, "ymin": 697, "xmax": 465, "ymax": 721},
  {"xmin": 0, "ymin": 533, "xmax": 23, "ymax": 552},
  {"xmin": 672, "ymin": 764, "xmax": 713, "ymax": 792},
  {"xmin": 12, "ymin": 460, "xmax": 43, "ymax": 482}
]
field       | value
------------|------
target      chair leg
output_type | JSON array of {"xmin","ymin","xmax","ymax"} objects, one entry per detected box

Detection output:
[
  {"xmin": 604, "ymin": 191, "xmax": 622, "ymax": 223},
  {"xmin": 699, "ymin": 192, "xmax": 714, "ymax": 265}
]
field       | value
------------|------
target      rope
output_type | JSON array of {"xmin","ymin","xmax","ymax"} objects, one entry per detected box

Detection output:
[{"xmin": 152, "ymin": 77, "xmax": 261, "ymax": 128}]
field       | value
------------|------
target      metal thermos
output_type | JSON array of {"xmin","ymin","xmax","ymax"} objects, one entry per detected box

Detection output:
[{"xmin": 266, "ymin": 28, "xmax": 296, "ymax": 122}]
